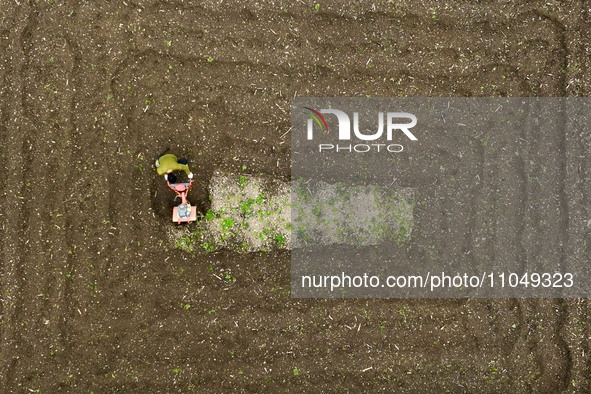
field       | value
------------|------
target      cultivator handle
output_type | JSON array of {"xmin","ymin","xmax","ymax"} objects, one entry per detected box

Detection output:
[{"xmin": 166, "ymin": 180, "xmax": 194, "ymax": 196}]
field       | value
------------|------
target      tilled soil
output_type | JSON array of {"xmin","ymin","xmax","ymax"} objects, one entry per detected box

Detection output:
[{"xmin": 1, "ymin": 0, "xmax": 590, "ymax": 392}]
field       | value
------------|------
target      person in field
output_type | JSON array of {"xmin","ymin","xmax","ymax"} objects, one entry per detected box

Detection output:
[{"xmin": 155, "ymin": 153, "xmax": 193, "ymax": 184}]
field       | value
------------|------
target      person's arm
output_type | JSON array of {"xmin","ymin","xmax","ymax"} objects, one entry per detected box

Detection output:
[
  {"xmin": 174, "ymin": 163, "xmax": 192, "ymax": 176},
  {"xmin": 181, "ymin": 164, "xmax": 191, "ymax": 175}
]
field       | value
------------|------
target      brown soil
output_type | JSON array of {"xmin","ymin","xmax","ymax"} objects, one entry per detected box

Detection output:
[{"xmin": 1, "ymin": 0, "xmax": 590, "ymax": 392}]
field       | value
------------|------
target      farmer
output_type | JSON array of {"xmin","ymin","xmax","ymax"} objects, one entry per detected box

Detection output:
[{"xmin": 155, "ymin": 153, "xmax": 193, "ymax": 183}]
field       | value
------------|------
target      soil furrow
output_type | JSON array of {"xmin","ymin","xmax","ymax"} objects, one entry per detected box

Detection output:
[{"xmin": 1, "ymin": 1, "xmax": 589, "ymax": 392}]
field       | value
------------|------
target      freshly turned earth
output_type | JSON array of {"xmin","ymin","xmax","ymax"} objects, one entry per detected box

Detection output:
[{"xmin": 0, "ymin": 0, "xmax": 590, "ymax": 393}]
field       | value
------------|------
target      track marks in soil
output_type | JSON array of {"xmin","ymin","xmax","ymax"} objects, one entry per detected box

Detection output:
[
  {"xmin": 1, "ymin": 2, "xmax": 40, "ymax": 389},
  {"xmin": 411, "ymin": 98, "xmax": 581, "ymax": 387},
  {"xmin": 1, "ymin": 0, "xmax": 590, "ymax": 392}
]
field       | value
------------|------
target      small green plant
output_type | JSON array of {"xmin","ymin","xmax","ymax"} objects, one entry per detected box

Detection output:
[
  {"xmin": 164, "ymin": 39, "xmax": 172, "ymax": 47},
  {"xmin": 172, "ymin": 367, "xmax": 181, "ymax": 375},
  {"xmin": 569, "ymin": 61, "xmax": 581, "ymax": 72},
  {"xmin": 221, "ymin": 218, "xmax": 234, "ymax": 232},
  {"xmin": 430, "ymin": 7, "xmax": 438, "ymax": 20},
  {"xmin": 175, "ymin": 235, "xmax": 194, "ymax": 252},
  {"xmin": 258, "ymin": 228, "xmax": 272, "ymax": 240},
  {"xmin": 205, "ymin": 209, "xmax": 215, "ymax": 222},
  {"xmin": 201, "ymin": 241, "xmax": 216, "ymax": 252},
  {"xmin": 183, "ymin": 303, "xmax": 191, "ymax": 310},
  {"xmin": 293, "ymin": 367, "xmax": 300, "ymax": 376},
  {"xmin": 274, "ymin": 234, "xmax": 286, "ymax": 246},
  {"xmin": 240, "ymin": 198, "xmax": 255, "ymax": 214},
  {"xmin": 89, "ymin": 281, "xmax": 100, "ymax": 293},
  {"xmin": 204, "ymin": 209, "xmax": 216, "ymax": 221},
  {"xmin": 311, "ymin": 203, "xmax": 323, "ymax": 217},
  {"xmin": 224, "ymin": 273, "xmax": 236, "ymax": 284},
  {"xmin": 42, "ymin": 83, "xmax": 56, "ymax": 92},
  {"xmin": 136, "ymin": 159, "xmax": 145, "ymax": 173},
  {"xmin": 313, "ymin": 3, "xmax": 320, "ymax": 12},
  {"xmin": 207, "ymin": 56, "xmax": 215, "ymax": 63},
  {"xmin": 398, "ymin": 306, "xmax": 409, "ymax": 324}
]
